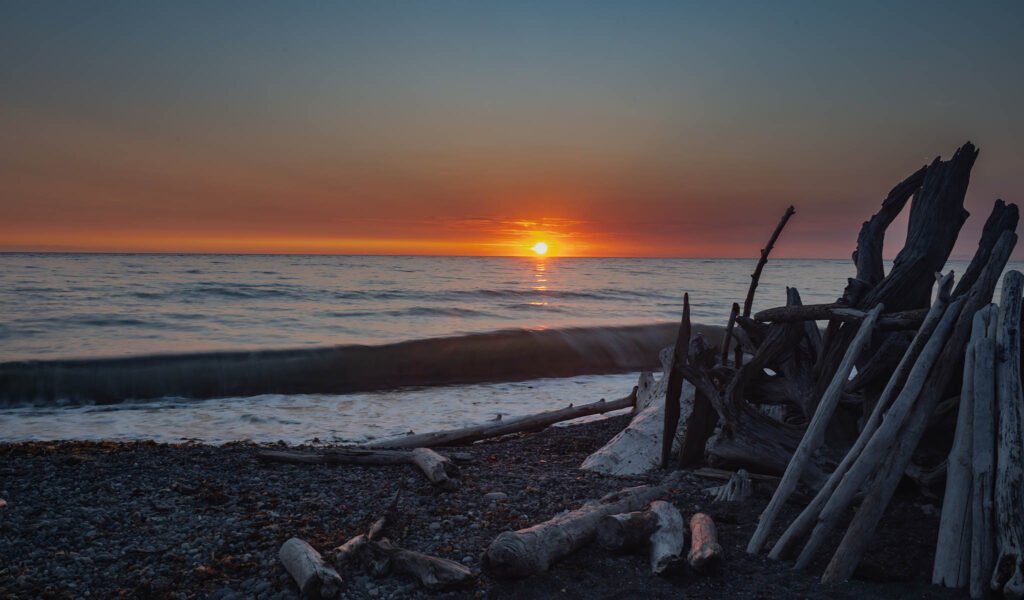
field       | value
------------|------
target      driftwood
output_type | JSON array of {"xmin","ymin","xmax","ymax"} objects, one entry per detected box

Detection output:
[
  {"xmin": 366, "ymin": 392, "xmax": 635, "ymax": 449},
  {"xmin": 704, "ymin": 469, "xmax": 752, "ymax": 503},
  {"xmin": 821, "ymin": 229, "xmax": 1016, "ymax": 584},
  {"xmin": 932, "ymin": 305, "xmax": 980, "ymax": 588},
  {"xmin": 280, "ymin": 537, "xmax": 343, "ymax": 599},
  {"xmin": 971, "ymin": 308, "xmax": 998, "ymax": 599},
  {"xmin": 743, "ymin": 205, "xmax": 796, "ymax": 318},
  {"xmin": 992, "ymin": 270, "xmax": 1024, "ymax": 598},
  {"xmin": 257, "ymin": 447, "xmax": 459, "ymax": 490},
  {"xmin": 796, "ymin": 294, "xmax": 965, "ymax": 571},
  {"xmin": 677, "ymin": 335, "xmax": 720, "ymax": 466},
  {"xmin": 663, "ymin": 293, "xmax": 692, "ymax": 468},
  {"xmin": 481, "ymin": 474, "xmax": 681, "ymax": 578},
  {"xmin": 768, "ymin": 272, "xmax": 955, "ymax": 561},
  {"xmin": 722, "ymin": 302, "xmax": 740, "ymax": 366},
  {"xmin": 748, "ymin": 304, "xmax": 882, "ymax": 554},
  {"xmin": 688, "ymin": 513, "xmax": 722, "ymax": 573},
  {"xmin": 754, "ymin": 304, "xmax": 927, "ymax": 330},
  {"xmin": 649, "ymin": 501, "xmax": 686, "ymax": 575},
  {"xmin": 595, "ymin": 510, "xmax": 660, "ymax": 551},
  {"xmin": 693, "ymin": 467, "xmax": 780, "ymax": 484}
]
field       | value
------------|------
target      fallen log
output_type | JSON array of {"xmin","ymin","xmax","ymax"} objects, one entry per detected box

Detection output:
[
  {"xmin": 280, "ymin": 537, "xmax": 344, "ymax": 599},
  {"xmin": 649, "ymin": 500, "xmax": 686, "ymax": 575},
  {"xmin": 693, "ymin": 467, "xmax": 779, "ymax": 484},
  {"xmin": 688, "ymin": 513, "xmax": 722, "ymax": 573},
  {"xmin": 821, "ymin": 229, "xmax": 1016, "ymax": 584},
  {"xmin": 971, "ymin": 308, "xmax": 998, "ymax": 600},
  {"xmin": 992, "ymin": 270, "xmax": 1024, "ymax": 598},
  {"xmin": 366, "ymin": 392, "xmax": 635, "ymax": 449},
  {"xmin": 595, "ymin": 510, "xmax": 660, "ymax": 551},
  {"xmin": 753, "ymin": 304, "xmax": 927, "ymax": 330},
  {"xmin": 257, "ymin": 447, "xmax": 459, "ymax": 490},
  {"xmin": 481, "ymin": 474, "xmax": 681, "ymax": 578},
  {"xmin": 704, "ymin": 469, "xmax": 752, "ymax": 503},
  {"xmin": 748, "ymin": 304, "xmax": 882, "ymax": 555}
]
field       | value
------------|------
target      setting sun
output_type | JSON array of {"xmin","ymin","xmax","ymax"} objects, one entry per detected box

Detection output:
[{"xmin": 531, "ymin": 241, "xmax": 549, "ymax": 256}]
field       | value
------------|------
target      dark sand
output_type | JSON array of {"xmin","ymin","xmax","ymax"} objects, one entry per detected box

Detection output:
[{"xmin": 0, "ymin": 416, "xmax": 964, "ymax": 599}]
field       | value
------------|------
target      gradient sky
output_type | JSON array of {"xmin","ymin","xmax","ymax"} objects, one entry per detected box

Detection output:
[{"xmin": 2, "ymin": 1, "xmax": 1022, "ymax": 257}]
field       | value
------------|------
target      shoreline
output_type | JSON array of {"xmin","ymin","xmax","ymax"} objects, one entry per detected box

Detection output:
[{"xmin": 0, "ymin": 416, "xmax": 961, "ymax": 599}]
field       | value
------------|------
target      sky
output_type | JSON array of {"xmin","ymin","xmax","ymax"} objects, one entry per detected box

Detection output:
[{"xmin": 1, "ymin": 1, "xmax": 1022, "ymax": 257}]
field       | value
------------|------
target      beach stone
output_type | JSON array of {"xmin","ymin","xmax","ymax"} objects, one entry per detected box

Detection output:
[
  {"xmin": 483, "ymin": 492, "xmax": 507, "ymax": 502},
  {"xmin": 428, "ymin": 521, "xmax": 441, "ymax": 531}
]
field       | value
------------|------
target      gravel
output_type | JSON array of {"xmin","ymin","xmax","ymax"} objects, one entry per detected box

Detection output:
[{"xmin": 0, "ymin": 416, "xmax": 964, "ymax": 599}]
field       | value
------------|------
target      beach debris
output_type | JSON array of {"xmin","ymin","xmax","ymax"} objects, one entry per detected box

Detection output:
[
  {"xmin": 595, "ymin": 500, "xmax": 687, "ymax": 575},
  {"xmin": 256, "ymin": 447, "xmax": 459, "ymax": 491},
  {"xmin": 279, "ymin": 537, "xmax": 343, "ymax": 599},
  {"xmin": 481, "ymin": 473, "xmax": 682, "ymax": 579},
  {"xmin": 332, "ymin": 491, "xmax": 474, "ymax": 591},
  {"xmin": 365, "ymin": 392, "xmax": 636, "ymax": 450},
  {"xmin": 687, "ymin": 513, "xmax": 722, "ymax": 573},
  {"xmin": 703, "ymin": 469, "xmax": 752, "ymax": 503},
  {"xmin": 0, "ymin": 498, "xmax": 6, "ymax": 509}
]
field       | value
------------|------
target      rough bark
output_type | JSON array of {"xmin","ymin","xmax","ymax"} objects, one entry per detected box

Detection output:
[
  {"xmin": 280, "ymin": 537, "xmax": 343, "ymax": 599},
  {"xmin": 481, "ymin": 474, "xmax": 681, "ymax": 579},
  {"xmin": 954, "ymin": 200, "xmax": 1020, "ymax": 298},
  {"xmin": 366, "ymin": 393, "xmax": 635, "ymax": 449}
]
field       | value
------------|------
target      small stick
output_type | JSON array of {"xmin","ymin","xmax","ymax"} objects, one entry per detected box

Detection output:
[{"xmin": 722, "ymin": 302, "xmax": 740, "ymax": 366}]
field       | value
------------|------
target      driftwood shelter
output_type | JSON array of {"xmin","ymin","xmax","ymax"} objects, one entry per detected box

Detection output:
[{"xmin": 269, "ymin": 142, "xmax": 1023, "ymax": 599}]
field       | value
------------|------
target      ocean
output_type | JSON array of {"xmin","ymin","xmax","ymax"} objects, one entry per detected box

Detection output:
[{"xmin": 0, "ymin": 253, "xmax": 1007, "ymax": 444}]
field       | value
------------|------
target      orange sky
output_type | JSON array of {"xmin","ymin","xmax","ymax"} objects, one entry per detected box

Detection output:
[{"xmin": 2, "ymin": 3, "xmax": 1022, "ymax": 258}]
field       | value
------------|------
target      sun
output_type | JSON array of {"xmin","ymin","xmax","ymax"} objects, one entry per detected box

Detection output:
[{"xmin": 531, "ymin": 241, "xmax": 549, "ymax": 256}]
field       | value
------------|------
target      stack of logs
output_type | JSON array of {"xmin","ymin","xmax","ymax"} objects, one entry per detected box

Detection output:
[{"xmin": 663, "ymin": 142, "xmax": 1024, "ymax": 595}]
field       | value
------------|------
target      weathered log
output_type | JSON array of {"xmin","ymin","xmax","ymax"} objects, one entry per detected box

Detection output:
[
  {"xmin": 796, "ymin": 294, "xmax": 964, "ymax": 570},
  {"xmin": 280, "ymin": 537, "xmax": 343, "ymax": 599},
  {"xmin": 933, "ymin": 306, "xmax": 978, "ymax": 588},
  {"xmin": 663, "ymin": 293, "xmax": 692, "ymax": 468},
  {"xmin": 367, "ymin": 392, "xmax": 635, "ymax": 449},
  {"xmin": 595, "ymin": 510, "xmax": 660, "ymax": 551},
  {"xmin": 748, "ymin": 304, "xmax": 882, "ymax": 555},
  {"xmin": 359, "ymin": 539, "xmax": 474, "ymax": 590},
  {"xmin": 677, "ymin": 335, "xmax": 719, "ymax": 466},
  {"xmin": 768, "ymin": 272, "xmax": 954, "ymax": 561},
  {"xmin": 753, "ymin": 304, "xmax": 927, "ymax": 330},
  {"xmin": 649, "ymin": 501, "xmax": 686, "ymax": 575},
  {"xmin": 992, "ymin": 270, "xmax": 1024, "ymax": 598},
  {"xmin": 822, "ymin": 229, "xmax": 1016, "ymax": 584},
  {"xmin": 704, "ymin": 469, "xmax": 752, "ymax": 503},
  {"xmin": 481, "ymin": 474, "xmax": 681, "ymax": 578},
  {"xmin": 257, "ymin": 447, "xmax": 459, "ymax": 490},
  {"xmin": 688, "ymin": 513, "xmax": 722, "ymax": 573},
  {"xmin": 743, "ymin": 205, "xmax": 796, "ymax": 318},
  {"xmin": 971, "ymin": 308, "xmax": 998, "ymax": 599},
  {"xmin": 954, "ymin": 200, "xmax": 1020, "ymax": 298},
  {"xmin": 694, "ymin": 467, "xmax": 780, "ymax": 484},
  {"xmin": 723, "ymin": 302, "xmax": 740, "ymax": 366}
]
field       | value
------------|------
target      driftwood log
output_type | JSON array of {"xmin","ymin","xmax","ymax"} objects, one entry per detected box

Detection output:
[
  {"xmin": 687, "ymin": 513, "xmax": 722, "ymax": 573},
  {"xmin": 971, "ymin": 308, "xmax": 998, "ymax": 599},
  {"xmin": 747, "ymin": 304, "xmax": 882, "ymax": 554},
  {"xmin": 743, "ymin": 205, "xmax": 796, "ymax": 318},
  {"xmin": 595, "ymin": 510, "xmax": 660, "ymax": 551},
  {"xmin": 481, "ymin": 474, "xmax": 681, "ymax": 578},
  {"xmin": 663, "ymin": 293, "xmax": 692, "ymax": 468},
  {"xmin": 280, "ymin": 537, "xmax": 344, "ymax": 599},
  {"xmin": 992, "ymin": 271, "xmax": 1024, "ymax": 598},
  {"xmin": 366, "ymin": 393, "xmax": 635, "ymax": 449},
  {"xmin": 704, "ymin": 469, "xmax": 752, "ymax": 503},
  {"xmin": 649, "ymin": 501, "xmax": 686, "ymax": 575},
  {"xmin": 258, "ymin": 447, "xmax": 458, "ymax": 490}
]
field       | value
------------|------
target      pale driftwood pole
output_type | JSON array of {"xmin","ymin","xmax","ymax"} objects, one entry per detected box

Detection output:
[
  {"xmin": 992, "ymin": 270, "xmax": 1024, "ymax": 598},
  {"xmin": 971, "ymin": 307, "xmax": 997, "ymax": 599},
  {"xmin": 794, "ymin": 295, "xmax": 965, "ymax": 570},
  {"xmin": 932, "ymin": 309, "xmax": 977, "ymax": 588},
  {"xmin": 746, "ymin": 304, "xmax": 883, "ymax": 554},
  {"xmin": 649, "ymin": 500, "xmax": 686, "ymax": 575},
  {"xmin": 769, "ymin": 273, "xmax": 954, "ymax": 561},
  {"xmin": 743, "ymin": 205, "xmax": 795, "ymax": 318},
  {"xmin": 366, "ymin": 392, "xmax": 635, "ymax": 449}
]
